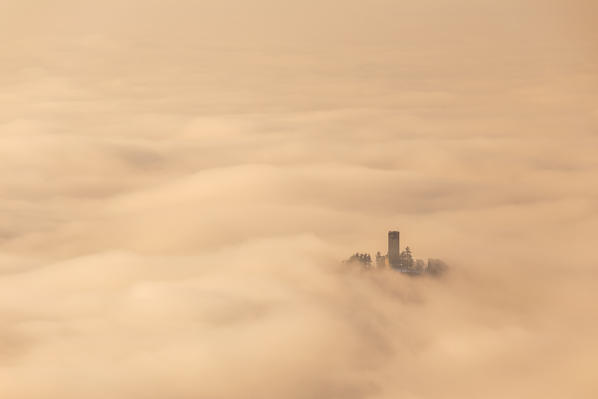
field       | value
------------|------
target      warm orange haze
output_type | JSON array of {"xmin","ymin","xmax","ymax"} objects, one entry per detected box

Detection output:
[{"xmin": 1, "ymin": 1, "xmax": 597, "ymax": 398}]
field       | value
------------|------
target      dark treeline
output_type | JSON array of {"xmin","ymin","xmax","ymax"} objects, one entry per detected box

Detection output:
[{"xmin": 344, "ymin": 247, "xmax": 447, "ymax": 276}]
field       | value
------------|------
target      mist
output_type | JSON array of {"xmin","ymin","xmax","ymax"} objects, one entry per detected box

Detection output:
[{"xmin": 0, "ymin": 1, "xmax": 597, "ymax": 398}]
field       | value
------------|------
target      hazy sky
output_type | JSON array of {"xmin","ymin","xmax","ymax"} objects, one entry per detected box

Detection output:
[{"xmin": 0, "ymin": 1, "xmax": 597, "ymax": 398}]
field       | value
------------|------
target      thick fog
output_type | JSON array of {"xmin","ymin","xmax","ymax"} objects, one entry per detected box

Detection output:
[{"xmin": 0, "ymin": 1, "xmax": 597, "ymax": 398}]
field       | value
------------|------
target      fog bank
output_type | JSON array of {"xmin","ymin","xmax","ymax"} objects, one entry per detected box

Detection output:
[{"xmin": 0, "ymin": 1, "xmax": 597, "ymax": 397}]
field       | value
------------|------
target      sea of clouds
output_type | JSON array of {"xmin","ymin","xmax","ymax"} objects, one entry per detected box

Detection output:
[{"xmin": 0, "ymin": 1, "xmax": 597, "ymax": 398}]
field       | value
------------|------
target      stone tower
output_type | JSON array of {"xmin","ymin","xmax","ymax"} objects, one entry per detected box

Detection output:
[{"xmin": 388, "ymin": 230, "xmax": 400, "ymax": 268}]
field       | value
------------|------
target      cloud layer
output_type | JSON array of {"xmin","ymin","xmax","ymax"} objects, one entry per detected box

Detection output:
[{"xmin": 0, "ymin": 1, "xmax": 597, "ymax": 398}]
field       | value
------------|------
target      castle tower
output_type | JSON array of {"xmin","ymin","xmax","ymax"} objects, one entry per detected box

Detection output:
[{"xmin": 388, "ymin": 230, "xmax": 400, "ymax": 268}]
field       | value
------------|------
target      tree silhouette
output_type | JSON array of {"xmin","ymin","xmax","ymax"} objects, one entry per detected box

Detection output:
[
  {"xmin": 346, "ymin": 252, "xmax": 372, "ymax": 267},
  {"xmin": 426, "ymin": 258, "xmax": 448, "ymax": 275},
  {"xmin": 400, "ymin": 246, "xmax": 414, "ymax": 269}
]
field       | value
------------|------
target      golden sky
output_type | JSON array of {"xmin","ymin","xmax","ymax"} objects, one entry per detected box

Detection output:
[{"xmin": 0, "ymin": 1, "xmax": 597, "ymax": 398}]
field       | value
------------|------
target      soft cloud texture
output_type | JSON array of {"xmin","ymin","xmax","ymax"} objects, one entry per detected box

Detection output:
[{"xmin": 0, "ymin": 1, "xmax": 597, "ymax": 398}]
